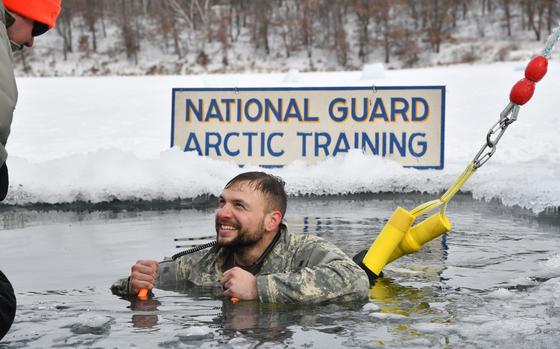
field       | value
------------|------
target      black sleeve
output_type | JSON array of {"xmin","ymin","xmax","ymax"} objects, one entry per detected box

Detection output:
[
  {"xmin": 0, "ymin": 270, "xmax": 16, "ymax": 340},
  {"xmin": 0, "ymin": 162, "xmax": 8, "ymax": 201}
]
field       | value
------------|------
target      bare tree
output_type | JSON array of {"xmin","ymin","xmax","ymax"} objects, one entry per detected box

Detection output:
[
  {"xmin": 353, "ymin": 0, "xmax": 371, "ymax": 62},
  {"xmin": 299, "ymin": 0, "xmax": 320, "ymax": 68},
  {"xmin": 252, "ymin": 1, "xmax": 272, "ymax": 54},
  {"xmin": 332, "ymin": 1, "xmax": 350, "ymax": 66},
  {"xmin": 371, "ymin": 0, "xmax": 405, "ymax": 63},
  {"xmin": 119, "ymin": 0, "xmax": 139, "ymax": 64},
  {"xmin": 278, "ymin": 0, "xmax": 298, "ymax": 58},
  {"xmin": 425, "ymin": 0, "xmax": 452, "ymax": 53},
  {"xmin": 395, "ymin": 3, "xmax": 422, "ymax": 67},
  {"xmin": 83, "ymin": 0, "xmax": 98, "ymax": 52},
  {"xmin": 526, "ymin": 0, "xmax": 545, "ymax": 41},
  {"xmin": 157, "ymin": 1, "xmax": 183, "ymax": 58},
  {"xmin": 213, "ymin": 4, "xmax": 231, "ymax": 66},
  {"xmin": 543, "ymin": 0, "xmax": 557, "ymax": 34},
  {"xmin": 501, "ymin": 0, "xmax": 512, "ymax": 36},
  {"xmin": 56, "ymin": 1, "xmax": 74, "ymax": 60}
]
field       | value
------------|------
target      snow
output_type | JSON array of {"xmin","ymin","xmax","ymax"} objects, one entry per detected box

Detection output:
[
  {"xmin": 6, "ymin": 61, "xmax": 560, "ymax": 213},
  {"xmin": 12, "ymin": 5, "xmax": 551, "ymax": 77}
]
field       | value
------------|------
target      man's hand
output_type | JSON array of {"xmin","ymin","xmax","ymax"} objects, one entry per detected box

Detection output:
[
  {"xmin": 129, "ymin": 260, "xmax": 158, "ymax": 294},
  {"xmin": 220, "ymin": 267, "xmax": 258, "ymax": 301}
]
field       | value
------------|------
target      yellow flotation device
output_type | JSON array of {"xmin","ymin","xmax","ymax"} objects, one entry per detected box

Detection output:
[
  {"xmin": 355, "ymin": 24, "xmax": 560, "ymax": 283},
  {"xmin": 355, "ymin": 163, "xmax": 476, "ymax": 284}
]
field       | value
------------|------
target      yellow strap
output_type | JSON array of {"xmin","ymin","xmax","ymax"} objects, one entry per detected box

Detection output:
[
  {"xmin": 440, "ymin": 163, "xmax": 477, "ymax": 204},
  {"xmin": 410, "ymin": 199, "xmax": 443, "ymax": 217},
  {"xmin": 410, "ymin": 163, "xmax": 477, "ymax": 218}
]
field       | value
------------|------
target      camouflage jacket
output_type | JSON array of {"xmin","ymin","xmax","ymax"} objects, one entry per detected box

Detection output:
[{"xmin": 112, "ymin": 225, "xmax": 370, "ymax": 304}]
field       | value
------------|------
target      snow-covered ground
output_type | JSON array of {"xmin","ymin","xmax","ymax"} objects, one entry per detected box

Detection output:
[{"xmin": 5, "ymin": 61, "xmax": 560, "ymax": 213}]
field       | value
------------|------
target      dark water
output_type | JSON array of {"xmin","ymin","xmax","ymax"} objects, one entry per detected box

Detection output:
[{"xmin": 1, "ymin": 195, "xmax": 559, "ymax": 348}]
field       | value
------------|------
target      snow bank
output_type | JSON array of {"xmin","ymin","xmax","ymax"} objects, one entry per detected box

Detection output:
[{"xmin": 6, "ymin": 62, "xmax": 560, "ymax": 212}]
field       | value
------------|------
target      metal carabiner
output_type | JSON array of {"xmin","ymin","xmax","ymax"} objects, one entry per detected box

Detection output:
[
  {"xmin": 499, "ymin": 102, "xmax": 520, "ymax": 126},
  {"xmin": 486, "ymin": 120, "xmax": 508, "ymax": 147}
]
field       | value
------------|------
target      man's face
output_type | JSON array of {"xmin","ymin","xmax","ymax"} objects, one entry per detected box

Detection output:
[
  {"xmin": 215, "ymin": 181, "xmax": 268, "ymax": 248},
  {"xmin": 6, "ymin": 12, "xmax": 35, "ymax": 48}
]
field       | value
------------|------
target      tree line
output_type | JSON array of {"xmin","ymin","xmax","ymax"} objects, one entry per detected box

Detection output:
[{"xmin": 29, "ymin": 0, "xmax": 560, "ymax": 70}]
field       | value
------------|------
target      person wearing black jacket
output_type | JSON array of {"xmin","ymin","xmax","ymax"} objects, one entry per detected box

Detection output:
[{"xmin": 0, "ymin": 270, "xmax": 15, "ymax": 340}]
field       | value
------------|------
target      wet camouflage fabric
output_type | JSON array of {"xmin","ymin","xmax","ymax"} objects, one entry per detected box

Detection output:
[{"xmin": 112, "ymin": 226, "xmax": 370, "ymax": 304}]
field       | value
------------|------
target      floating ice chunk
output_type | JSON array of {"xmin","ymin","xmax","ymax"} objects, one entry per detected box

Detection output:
[
  {"xmin": 225, "ymin": 336, "xmax": 254, "ymax": 348},
  {"xmin": 509, "ymin": 276, "xmax": 538, "ymax": 288},
  {"xmin": 551, "ymin": 279, "xmax": 560, "ymax": 308},
  {"xmin": 429, "ymin": 301, "xmax": 449, "ymax": 310},
  {"xmin": 488, "ymin": 288, "xmax": 515, "ymax": 299},
  {"xmin": 369, "ymin": 312, "xmax": 406, "ymax": 320},
  {"xmin": 533, "ymin": 254, "xmax": 560, "ymax": 280},
  {"xmin": 175, "ymin": 325, "xmax": 214, "ymax": 342},
  {"xmin": 541, "ymin": 254, "xmax": 560, "ymax": 269},
  {"xmin": 385, "ymin": 266, "xmax": 422, "ymax": 275},
  {"xmin": 179, "ymin": 325, "xmax": 212, "ymax": 337},
  {"xmin": 362, "ymin": 303, "xmax": 380, "ymax": 312},
  {"xmin": 411, "ymin": 323, "xmax": 452, "ymax": 334},
  {"xmin": 64, "ymin": 314, "xmax": 113, "ymax": 335}
]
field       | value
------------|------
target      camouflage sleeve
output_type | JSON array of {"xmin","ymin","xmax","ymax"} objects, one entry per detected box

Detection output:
[
  {"xmin": 255, "ymin": 238, "xmax": 370, "ymax": 304},
  {"xmin": 173, "ymin": 246, "xmax": 222, "ymax": 287},
  {"xmin": 155, "ymin": 259, "xmax": 178, "ymax": 290},
  {"xmin": 110, "ymin": 277, "xmax": 131, "ymax": 297},
  {"xmin": 175, "ymin": 254, "xmax": 194, "ymax": 283},
  {"xmin": 110, "ymin": 258, "xmax": 179, "ymax": 297}
]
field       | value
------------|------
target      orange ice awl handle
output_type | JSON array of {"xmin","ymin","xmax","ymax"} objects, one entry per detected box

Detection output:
[{"xmin": 138, "ymin": 288, "xmax": 149, "ymax": 300}]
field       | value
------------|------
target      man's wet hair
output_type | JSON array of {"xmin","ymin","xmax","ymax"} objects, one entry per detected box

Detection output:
[{"xmin": 225, "ymin": 172, "xmax": 287, "ymax": 217}]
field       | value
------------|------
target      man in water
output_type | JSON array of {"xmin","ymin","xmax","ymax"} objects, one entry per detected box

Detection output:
[{"xmin": 112, "ymin": 172, "xmax": 370, "ymax": 303}]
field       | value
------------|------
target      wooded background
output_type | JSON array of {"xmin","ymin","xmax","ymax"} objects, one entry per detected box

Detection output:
[{"xmin": 14, "ymin": 0, "xmax": 560, "ymax": 75}]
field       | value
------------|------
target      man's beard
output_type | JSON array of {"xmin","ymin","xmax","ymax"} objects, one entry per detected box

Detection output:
[{"xmin": 216, "ymin": 219, "xmax": 265, "ymax": 248}]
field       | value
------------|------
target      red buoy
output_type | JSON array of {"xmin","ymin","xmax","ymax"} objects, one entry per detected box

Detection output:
[
  {"xmin": 509, "ymin": 78, "xmax": 535, "ymax": 105},
  {"xmin": 525, "ymin": 55, "xmax": 548, "ymax": 82}
]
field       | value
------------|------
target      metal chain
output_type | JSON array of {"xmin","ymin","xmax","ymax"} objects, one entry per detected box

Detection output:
[{"xmin": 472, "ymin": 102, "xmax": 520, "ymax": 169}]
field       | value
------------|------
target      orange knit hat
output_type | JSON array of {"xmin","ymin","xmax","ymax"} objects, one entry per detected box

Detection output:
[{"xmin": 4, "ymin": 0, "xmax": 61, "ymax": 32}]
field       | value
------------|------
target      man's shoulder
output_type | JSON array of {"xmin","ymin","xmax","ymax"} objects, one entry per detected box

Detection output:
[
  {"xmin": 282, "ymin": 230, "xmax": 350, "ymax": 265},
  {"xmin": 285, "ymin": 230, "xmax": 337, "ymax": 250}
]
